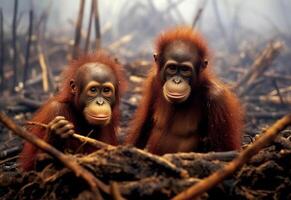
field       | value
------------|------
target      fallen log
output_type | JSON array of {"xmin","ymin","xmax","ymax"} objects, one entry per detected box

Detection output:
[{"xmin": 234, "ymin": 41, "xmax": 283, "ymax": 97}]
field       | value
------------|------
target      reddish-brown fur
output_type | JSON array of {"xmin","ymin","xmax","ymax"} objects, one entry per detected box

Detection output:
[
  {"xmin": 19, "ymin": 51, "xmax": 126, "ymax": 171},
  {"xmin": 127, "ymin": 27, "xmax": 244, "ymax": 154}
]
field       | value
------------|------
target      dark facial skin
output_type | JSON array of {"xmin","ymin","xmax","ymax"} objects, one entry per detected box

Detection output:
[
  {"xmin": 158, "ymin": 41, "xmax": 206, "ymax": 103},
  {"xmin": 70, "ymin": 63, "xmax": 117, "ymax": 125}
]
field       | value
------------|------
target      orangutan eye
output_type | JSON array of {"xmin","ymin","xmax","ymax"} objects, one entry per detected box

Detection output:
[
  {"xmin": 90, "ymin": 87, "xmax": 97, "ymax": 92},
  {"xmin": 103, "ymin": 87, "xmax": 111, "ymax": 93},
  {"xmin": 102, "ymin": 87, "xmax": 113, "ymax": 97},
  {"xmin": 180, "ymin": 66, "xmax": 192, "ymax": 77},
  {"xmin": 87, "ymin": 87, "xmax": 98, "ymax": 96},
  {"xmin": 166, "ymin": 64, "xmax": 177, "ymax": 75}
]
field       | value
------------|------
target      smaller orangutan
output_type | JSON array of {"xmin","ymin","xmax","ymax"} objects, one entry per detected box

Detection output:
[
  {"xmin": 126, "ymin": 27, "xmax": 244, "ymax": 155},
  {"xmin": 19, "ymin": 51, "xmax": 126, "ymax": 171}
]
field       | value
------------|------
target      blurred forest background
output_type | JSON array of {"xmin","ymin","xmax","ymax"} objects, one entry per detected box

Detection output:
[{"xmin": 1, "ymin": 0, "xmax": 291, "ymax": 64}]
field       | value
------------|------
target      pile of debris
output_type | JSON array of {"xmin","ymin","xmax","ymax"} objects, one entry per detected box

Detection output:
[{"xmin": 0, "ymin": 120, "xmax": 290, "ymax": 199}]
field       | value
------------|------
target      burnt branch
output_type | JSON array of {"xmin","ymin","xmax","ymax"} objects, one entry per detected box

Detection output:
[
  {"xmin": 23, "ymin": 9, "xmax": 34, "ymax": 88},
  {"xmin": 172, "ymin": 114, "xmax": 291, "ymax": 200},
  {"xmin": 0, "ymin": 111, "xmax": 108, "ymax": 195},
  {"xmin": 235, "ymin": 41, "xmax": 283, "ymax": 97},
  {"xmin": 12, "ymin": 0, "xmax": 18, "ymax": 90},
  {"xmin": 72, "ymin": 0, "xmax": 85, "ymax": 58}
]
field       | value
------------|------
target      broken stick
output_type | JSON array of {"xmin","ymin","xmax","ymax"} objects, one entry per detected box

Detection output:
[
  {"xmin": 26, "ymin": 121, "xmax": 111, "ymax": 149},
  {"xmin": 234, "ymin": 41, "xmax": 283, "ymax": 97},
  {"xmin": 172, "ymin": 114, "xmax": 291, "ymax": 200},
  {"xmin": 0, "ymin": 111, "xmax": 109, "ymax": 195}
]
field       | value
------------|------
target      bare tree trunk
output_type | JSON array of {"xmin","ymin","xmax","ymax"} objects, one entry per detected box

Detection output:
[
  {"xmin": 12, "ymin": 0, "xmax": 18, "ymax": 91},
  {"xmin": 93, "ymin": 0, "xmax": 101, "ymax": 49},
  {"xmin": 84, "ymin": 0, "xmax": 94, "ymax": 53},
  {"xmin": 0, "ymin": 8, "xmax": 4, "ymax": 92},
  {"xmin": 72, "ymin": 0, "xmax": 86, "ymax": 58},
  {"xmin": 192, "ymin": 0, "xmax": 208, "ymax": 28},
  {"xmin": 23, "ymin": 10, "xmax": 34, "ymax": 88}
]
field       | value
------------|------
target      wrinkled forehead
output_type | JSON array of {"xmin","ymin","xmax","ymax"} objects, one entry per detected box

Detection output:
[
  {"xmin": 76, "ymin": 62, "xmax": 117, "ymax": 87},
  {"xmin": 163, "ymin": 41, "xmax": 199, "ymax": 63}
]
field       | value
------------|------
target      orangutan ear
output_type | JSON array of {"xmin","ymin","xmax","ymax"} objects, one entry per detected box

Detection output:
[
  {"xmin": 200, "ymin": 59, "xmax": 208, "ymax": 72},
  {"xmin": 70, "ymin": 79, "xmax": 77, "ymax": 95},
  {"xmin": 153, "ymin": 53, "xmax": 159, "ymax": 63},
  {"xmin": 114, "ymin": 57, "xmax": 120, "ymax": 64}
]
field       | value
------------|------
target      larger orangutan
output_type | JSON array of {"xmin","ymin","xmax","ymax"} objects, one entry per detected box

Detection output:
[
  {"xmin": 19, "ymin": 51, "xmax": 126, "ymax": 171},
  {"xmin": 126, "ymin": 27, "xmax": 244, "ymax": 155}
]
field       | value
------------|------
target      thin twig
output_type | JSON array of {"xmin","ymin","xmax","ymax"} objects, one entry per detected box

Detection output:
[
  {"xmin": 108, "ymin": 34, "xmax": 134, "ymax": 50},
  {"xmin": 245, "ymin": 96, "xmax": 291, "ymax": 105},
  {"xmin": 0, "ymin": 146, "xmax": 21, "ymax": 159},
  {"xmin": 164, "ymin": 151, "xmax": 238, "ymax": 162},
  {"xmin": 110, "ymin": 182, "xmax": 126, "ymax": 200},
  {"xmin": 17, "ymin": 96, "xmax": 42, "ymax": 108},
  {"xmin": 37, "ymin": 44, "xmax": 50, "ymax": 92},
  {"xmin": 272, "ymin": 79, "xmax": 284, "ymax": 105},
  {"xmin": 230, "ymin": 67, "xmax": 291, "ymax": 81},
  {"xmin": 0, "ymin": 155, "xmax": 19, "ymax": 165},
  {"xmin": 26, "ymin": 121, "xmax": 48, "ymax": 128},
  {"xmin": 268, "ymin": 85, "xmax": 291, "ymax": 96},
  {"xmin": 72, "ymin": 132, "xmax": 111, "ymax": 149},
  {"xmin": 0, "ymin": 112, "xmax": 109, "ymax": 195},
  {"xmin": 246, "ymin": 111, "xmax": 287, "ymax": 119},
  {"xmin": 172, "ymin": 114, "xmax": 291, "ymax": 200},
  {"xmin": 26, "ymin": 121, "xmax": 111, "ymax": 149}
]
